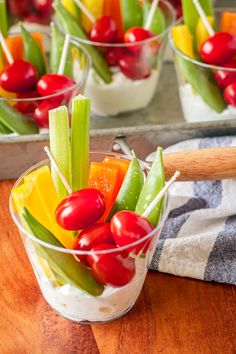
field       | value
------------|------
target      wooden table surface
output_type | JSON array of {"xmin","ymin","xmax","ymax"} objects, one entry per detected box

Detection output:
[{"xmin": 1, "ymin": 180, "xmax": 235, "ymax": 354}]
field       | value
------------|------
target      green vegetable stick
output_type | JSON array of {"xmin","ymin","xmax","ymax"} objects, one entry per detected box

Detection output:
[
  {"xmin": 54, "ymin": 0, "xmax": 112, "ymax": 84},
  {"xmin": 182, "ymin": 0, "xmax": 213, "ymax": 35},
  {"xmin": 135, "ymin": 147, "xmax": 165, "ymax": 227},
  {"xmin": 50, "ymin": 22, "xmax": 73, "ymax": 78},
  {"xmin": 20, "ymin": 24, "xmax": 47, "ymax": 77},
  {"xmin": 71, "ymin": 95, "xmax": 90, "ymax": 191},
  {"xmin": 0, "ymin": 101, "xmax": 38, "ymax": 135},
  {"xmin": 49, "ymin": 106, "xmax": 72, "ymax": 200},
  {"xmin": 108, "ymin": 155, "xmax": 144, "ymax": 220},
  {"xmin": 176, "ymin": 54, "xmax": 226, "ymax": 113},
  {"xmin": 143, "ymin": 2, "xmax": 166, "ymax": 35},
  {"xmin": 120, "ymin": 0, "xmax": 142, "ymax": 31},
  {"xmin": 0, "ymin": 120, "xmax": 12, "ymax": 134},
  {"xmin": 23, "ymin": 207, "xmax": 104, "ymax": 296},
  {"xmin": 0, "ymin": 0, "xmax": 8, "ymax": 37}
]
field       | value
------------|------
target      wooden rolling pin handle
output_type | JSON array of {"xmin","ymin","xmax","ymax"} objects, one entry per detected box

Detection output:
[{"xmin": 163, "ymin": 147, "xmax": 236, "ymax": 181}]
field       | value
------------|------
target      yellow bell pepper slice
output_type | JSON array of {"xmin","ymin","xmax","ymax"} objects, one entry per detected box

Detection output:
[
  {"xmin": 81, "ymin": 0, "xmax": 104, "ymax": 33},
  {"xmin": 196, "ymin": 16, "xmax": 214, "ymax": 52},
  {"xmin": 0, "ymin": 53, "xmax": 3, "ymax": 71},
  {"xmin": 61, "ymin": 0, "xmax": 80, "ymax": 21},
  {"xmin": 0, "ymin": 87, "xmax": 17, "ymax": 106},
  {"xmin": 171, "ymin": 25, "xmax": 195, "ymax": 59},
  {"xmin": 12, "ymin": 166, "xmax": 74, "ymax": 249}
]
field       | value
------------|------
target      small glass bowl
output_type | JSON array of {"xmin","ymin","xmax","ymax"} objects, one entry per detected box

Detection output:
[
  {"xmin": 169, "ymin": 8, "xmax": 236, "ymax": 123},
  {"xmin": 0, "ymin": 31, "xmax": 91, "ymax": 133},
  {"xmin": 58, "ymin": 0, "xmax": 175, "ymax": 117},
  {"xmin": 10, "ymin": 151, "xmax": 168, "ymax": 324}
]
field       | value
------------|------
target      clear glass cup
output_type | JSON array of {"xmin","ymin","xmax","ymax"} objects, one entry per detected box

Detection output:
[
  {"xmin": 58, "ymin": 0, "xmax": 175, "ymax": 117},
  {"xmin": 169, "ymin": 8, "xmax": 236, "ymax": 123},
  {"xmin": 10, "ymin": 151, "xmax": 168, "ymax": 324},
  {"xmin": 0, "ymin": 31, "xmax": 91, "ymax": 133}
]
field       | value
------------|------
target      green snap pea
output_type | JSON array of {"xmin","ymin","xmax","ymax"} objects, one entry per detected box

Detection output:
[
  {"xmin": 54, "ymin": 0, "xmax": 112, "ymax": 84},
  {"xmin": 23, "ymin": 208, "xmax": 104, "ymax": 297},
  {"xmin": 50, "ymin": 23, "xmax": 73, "ymax": 78},
  {"xmin": 135, "ymin": 147, "xmax": 165, "ymax": 227},
  {"xmin": 176, "ymin": 54, "xmax": 226, "ymax": 113},
  {"xmin": 0, "ymin": 120, "xmax": 12, "ymax": 134},
  {"xmin": 143, "ymin": 2, "xmax": 166, "ymax": 35},
  {"xmin": 20, "ymin": 24, "xmax": 47, "ymax": 78},
  {"xmin": 0, "ymin": 101, "xmax": 38, "ymax": 135},
  {"xmin": 108, "ymin": 155, "xmax": 144, "ymax": 220},
  {"xmin": 120, "ymin": 0, "xmax": 142, "ymax": 31}
]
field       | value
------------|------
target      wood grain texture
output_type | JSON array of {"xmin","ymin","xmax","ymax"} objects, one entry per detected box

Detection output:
[
  {"xmin": 1, "ymin": 180, "xmax": 236, "ymax": 354},
  {"xmin": 164, "ymin": 147, "xmax": 236, "ymax": 181}
]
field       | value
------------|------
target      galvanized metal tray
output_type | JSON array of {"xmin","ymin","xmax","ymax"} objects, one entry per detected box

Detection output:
[{"xmin": 1, "ymin": 63, "xmax": 236, "ymax": 180}]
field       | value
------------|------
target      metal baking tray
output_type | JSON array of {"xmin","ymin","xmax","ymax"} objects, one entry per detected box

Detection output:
[{"xmin": 1, "ymin": 63, "xmax": 236, "ymax": 180}]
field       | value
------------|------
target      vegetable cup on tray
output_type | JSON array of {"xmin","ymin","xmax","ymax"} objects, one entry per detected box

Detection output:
[
  {"xmin": 169, "ymin": 0, "xmax": 236, "ymax": 122},
  {"xmin": 0, "ymin": 23, "xmax": 90, "ymax": 135},
  {"xmin": 54, "ymin": 0, "xmax": 175, "ymax": 117},
  {"xmin": 10, "ymin": 95, "xmax": 178, "ymax": 323}
]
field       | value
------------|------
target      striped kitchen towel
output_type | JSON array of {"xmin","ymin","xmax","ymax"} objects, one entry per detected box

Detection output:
[{"xmin": 149, "ymin": 136, "xmax": 236, "ymax": 285}]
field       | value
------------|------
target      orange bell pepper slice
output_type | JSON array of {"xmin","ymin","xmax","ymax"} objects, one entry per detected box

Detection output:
[
  {"xmin": 221, "ymin": 12, "xmax": 236, "ymax": 36},
  {"xmin": 3, "ymin": 33, "xmax": 45, "ymax": 65},
  {"xmin": 103, "ymin": 156, "xmax": 130, "ymax": 182},
  {"xmin": 88, "ymin": 162, "xmax": 122, "ymax": 221}
]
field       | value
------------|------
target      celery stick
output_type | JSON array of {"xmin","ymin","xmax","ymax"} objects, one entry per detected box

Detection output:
[
  {"xmin": 182, "ymin": 0, "xmax": 213, "ymax": 35},
  {"xmin": 50, "ymin": 22, "xmax": 73, "ymax": 78},
  {"xmin": 0, "ymin": 0, "xmax": 8, "ymax": 37},
  {"xmin": 143, "ymin": 2, "xmax": 166, "ymax": 35},
  {"xmin": 71, "ymin": 95, "xmax": 90, "ymax": 191},
  {"xmin": 49, "ymin": 106, "xmax": 72, "ymax": 200}
]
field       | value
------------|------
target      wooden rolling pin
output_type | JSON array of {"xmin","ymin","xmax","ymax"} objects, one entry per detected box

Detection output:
[{"xmin": 163, "ymin": 147, "xmax": 236, "ymax": 181}]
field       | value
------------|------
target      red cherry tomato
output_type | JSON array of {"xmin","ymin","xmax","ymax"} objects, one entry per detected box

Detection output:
[
  {"xmin": 37, "ymin": 73, "xmax": 76, "ymax": 97},
  {"xmin": 214, "ymin": 60, "xmax": 236, "ymax": 89},
  {"xmin": 106, "ymin": 47, "xmax": 125, "ymax": 66},
  {"xmin": 124, "ymin": 27, "xmax": 154, "ymax": 54},
  {"xmin": 8, "ymin": 0, "xmax": 31, "ymax": 16},
  {"xmin": 24, "ymin": 13, "xmax": 51, "ymax": 25},
  {"xmin": 89, "ymin": 16, "xmax": 117, "ymax": 43},
  {"xmin": 33, "ymin": 0, "xmax": 53, "ymax": 14},
  {"xmin": 15, "ymin": 91, "xmax": 40, "ymax": 115},
  {"xmin": 34, "ymin": 100, "xmax": 61, "ymax": 128},
  {"xmin": 0, "ymin": 60, "xmax": 37, "ymax": 93},
  {"xmin": 74, "ymin": 222, "xmax": 115, "ymax": 266},
  {"xmin": 224, "ymin": 82, "xmax": 236, "ymax": 107},
  {"xmin": 56, "ymin": 189, "xmax": 106, "ymax": 231},
  {"xmin": 110, "ymin": 211, "xmax": 154, "ymax": 254},
  {"xmin": 87, "ymin": 244, "xmax": 135, "ymax": 287},
  {"xmin": 124, "ymin": 27, "xmax": 154, "ymax": 44},
  {"xmin": 119, "ymin": 53, "xmax": 151, "ymax": 80},
  {"xmin": 200, "ymin": 32, "xmax": 236, "ymax": 65}
]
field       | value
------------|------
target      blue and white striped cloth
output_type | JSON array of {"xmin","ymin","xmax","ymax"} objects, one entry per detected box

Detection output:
[{"xmin": 150, "ymin": 136, "xmax": 236, "ymax": 285}]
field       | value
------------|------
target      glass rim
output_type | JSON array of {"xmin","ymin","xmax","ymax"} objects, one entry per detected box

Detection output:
[
  {"xmin": 169, "ymin": 8, "xmax": 236, "ymax": 72},
  {"xmin": 9, "ymin": 150, "xmax": 168, "ymax": 256},
  {"xmin": 61, "ymin": 0, "xmax": 176, "ymax": 48},
  {"xmin": 0, "ymin": 36, "xmax": 92, "ymax": 101}
]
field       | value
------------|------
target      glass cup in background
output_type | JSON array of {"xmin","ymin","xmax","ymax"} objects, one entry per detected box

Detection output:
[
  {"xmin": 169, "ymin": 8, "xmax": 236, "ymax": 123},
  {"xmin": 0, "ymin": 32, "xmax": 91, "ymax": 132},
  {"xmin": 60, "ymin": 0, "xmax": 175, "ymax": 117},
  {"xmin": 10, "ymin": 151, "xmax": 168, "ymax": 324}
]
